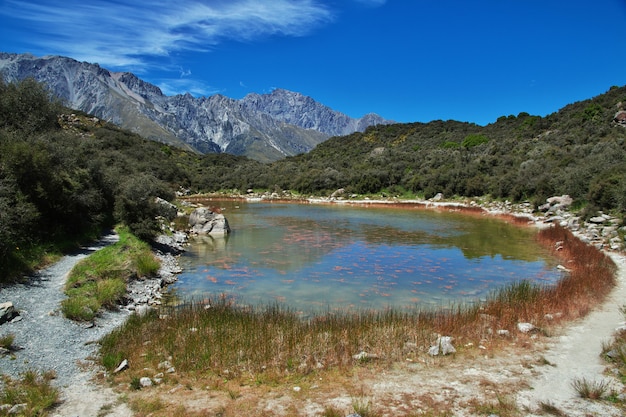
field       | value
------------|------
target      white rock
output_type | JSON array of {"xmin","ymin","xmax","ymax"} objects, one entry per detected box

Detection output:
[
  {"xmin": 139, "ymin": 377, "xmax": 153, "ymax": 387},
  {"xmin": 517, "ymin": 322, "xmax": 535, "ymax": 333},
  {"xmin": 113, "ymin": 359, "xmax": 128, "ymax": 373},
  {"xmin": 428, "ymin": 336, "xmax": 456, "ymax": 356}
]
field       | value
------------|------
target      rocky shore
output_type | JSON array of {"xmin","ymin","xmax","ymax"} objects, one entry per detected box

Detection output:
[{"xmin": 0, "ymin": 194, "xmax": 624, "ymax": 416}]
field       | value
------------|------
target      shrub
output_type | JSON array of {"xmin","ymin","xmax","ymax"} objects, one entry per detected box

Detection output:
[{"xmin": 461, "ymin": 133, "xmax": 489, "ymax": 148}]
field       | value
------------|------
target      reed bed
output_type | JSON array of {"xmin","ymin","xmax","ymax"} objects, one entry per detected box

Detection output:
[{"xmin": 100, "ymin": 224, "xmax": 617, "ymax": 384}]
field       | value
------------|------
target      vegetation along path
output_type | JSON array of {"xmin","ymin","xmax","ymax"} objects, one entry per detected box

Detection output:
[
  {"xmin": 1, "ymin": 227, "xmax": 626, "ymax": 416},
  {"xmin": 0, "ymin": 233, "xmax": 133, "ymax": 416}
]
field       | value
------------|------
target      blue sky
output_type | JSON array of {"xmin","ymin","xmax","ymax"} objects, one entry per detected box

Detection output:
[{"xmin": 1, "ymin": 0, "xmax": 625, "ymax": 125}]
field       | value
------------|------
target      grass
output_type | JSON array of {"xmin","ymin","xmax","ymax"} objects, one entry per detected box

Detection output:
[
  {"xmin": 599, "ymin": 304, "xmax": 626, "ymax": 409},
  {"xmin": 538, "ymin": 401, "xmax": 567, "ymax": 416},
  {"xmin": 0, "ymin": 370, "xmax": 59, "ymax": 417},
  {"xmin": 97, "ymin": 224, "xmax": 618, "ymax": 415},
  {"xmin": 62, "ymin": 226, "xmax": 160, "ymax": 321},
  {"xmin": 470, "ymin": 394, "xmax": 519, "ymax": 417},
  {"xmin": 571, "ymin": 377, "xmax": 611, "ymax": 400},
  {"xmin": 0, "ymin": 334, "xmax": 15, "ymax": 350},
  {"xmin": 352, "ymin": 397, "xmax": 382, "ymax": 417}
]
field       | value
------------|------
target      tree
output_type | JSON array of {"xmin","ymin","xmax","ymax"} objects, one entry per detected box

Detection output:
[
  {"xmin": 113, "ymin": 174, "xmax": 174, "ymax": 241},
  {"xmin": 0, "ymin": 78, "xmax": 61, "ymax": 134}
]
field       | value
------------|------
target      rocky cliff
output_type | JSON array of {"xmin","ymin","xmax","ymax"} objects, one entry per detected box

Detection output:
[{"xmin": 0, "ymin": 52, "xmax": 390, "ymax": 161}]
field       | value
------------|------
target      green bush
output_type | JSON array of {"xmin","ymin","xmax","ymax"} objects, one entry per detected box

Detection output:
[{"xmin": 461, "ymin": 133, "xmax": 489, "ymax": 148}]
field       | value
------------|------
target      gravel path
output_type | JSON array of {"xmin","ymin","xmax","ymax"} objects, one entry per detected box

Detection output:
[
  {"xmin": 516, "ymin": 252, "xmax": 626, "ymax": 416},
  {"xmin": 0, "ymin": 233, "xmax": 133, "ymax": 416}
]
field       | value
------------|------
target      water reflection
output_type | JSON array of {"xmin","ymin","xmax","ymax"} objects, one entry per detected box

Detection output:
[{"xmin": 173, "ymin": 201, "xmax": 561, "ymax": 312}]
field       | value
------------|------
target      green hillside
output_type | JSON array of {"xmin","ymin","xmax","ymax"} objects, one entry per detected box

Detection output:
[
  {"xmin": 266, "ymin": 85, "xmax": 626, "ymax": 213},
  {"xmin": 1, "ymin": 78, "xmax": 625, "ymax": 279}
]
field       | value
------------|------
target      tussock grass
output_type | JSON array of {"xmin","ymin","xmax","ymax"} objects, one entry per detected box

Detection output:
[
  {"xmin": 571, "ymin": 377, "xmax": 611, "ymax": 400},
  {"xmin": 100, "ymin": 224, "xmax": 617, "ymax": 388},
  {"xmin": 62, "ymin": 226, "xmax": 159, "ymax": 321},
  {"xmin": 470, "ymin": 394, "xmax": 520, "ymax": 417},
  {"xmin": 0, "ymin": 333, "xmax": 15, "ymax": 350},
  {"xmin": 0, "ymin": 370, "xmax": 59, "ymax": 417}
]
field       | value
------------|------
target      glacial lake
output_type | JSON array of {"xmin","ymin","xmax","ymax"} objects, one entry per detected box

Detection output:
[{"xmin": 171, "ymin": 200, "xmax": 562, "ymax": 313}]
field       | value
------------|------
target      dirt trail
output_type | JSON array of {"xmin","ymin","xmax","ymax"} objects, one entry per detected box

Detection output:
[{"xmin": 516, "ymin": 252, "xmax": 626, "ymax": 416}]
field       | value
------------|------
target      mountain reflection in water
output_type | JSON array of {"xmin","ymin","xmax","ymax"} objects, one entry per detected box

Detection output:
[{"xmin": 171, "ymin": 201, "xmax": 561, "ymax": 313}]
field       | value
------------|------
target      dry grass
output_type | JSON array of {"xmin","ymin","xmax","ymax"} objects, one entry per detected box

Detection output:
[
  {"xmin": 0, "ymin": 370, "xmax": 59, "ymax": 417},
  {"xmin": 98, "ymin": 224, "xmax": 617, "ymax": 416}
]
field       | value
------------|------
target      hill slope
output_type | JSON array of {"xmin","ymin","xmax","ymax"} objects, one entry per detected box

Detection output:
[{"xmin": 0, "ymin": 52, "xmax": 390, "ymax": 162}]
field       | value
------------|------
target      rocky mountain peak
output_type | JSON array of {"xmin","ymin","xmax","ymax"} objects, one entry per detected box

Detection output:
[{"xmin": 0, "ymin": 52, "xmax": 392, "ymax": 161}]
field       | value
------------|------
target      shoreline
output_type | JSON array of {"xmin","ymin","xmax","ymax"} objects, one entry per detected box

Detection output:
[{"xmin": 120, "ymin": 194, "xmax": 626, "ymax": 416}]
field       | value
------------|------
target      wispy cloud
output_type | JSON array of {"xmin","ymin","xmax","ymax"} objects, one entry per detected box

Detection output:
[
  {"xmin": 157, "ymin": 78, "xmax": 220, "ymax": 97},
  {"xmin": 1, "ymin": 0, "xmax": 334, "ymax": 70}
]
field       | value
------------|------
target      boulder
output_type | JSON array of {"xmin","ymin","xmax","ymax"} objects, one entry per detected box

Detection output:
[
  {"xmin": 0, "ymin": 302, "xmax": 19, "ymax": 325},
  {"xmin": 428, "ymin": 336, "xmax": 456, "ymax": 356},
  {"xmin": 541, "ymin": 195, "xmax": 573, "ymax": 213},
  {"xmin": 188, "ymin": 207, "xmax": 231, "ymax": 236},
  {"xmin": 154, "ymin": 197, "xmax": 178, "ymax": 220}
]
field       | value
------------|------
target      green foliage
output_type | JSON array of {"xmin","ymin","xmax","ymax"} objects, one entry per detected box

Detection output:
[
  {"xmin": 0, "ymin": 370, "xmax": 59, "ymax": 417},
  {"xmin": 0, "ymin": 77, "xmax": 61, "ymax": 134},
  {"xmin": 62, "ymin": 226, "xmax": 158, "ymax": 320},
  {"xmin": 113, "ymin": 173, "xmax": 173, "ymax": 240},
  {"xmin": 1, "ymin": 78, "xmax": 626, "ymax": 283},
  {"xmin": 461, "ymin": 133, "xmax": 489, "ymax": 148},
  {"xmin": 0, "ymin": 333, "xmax": 15, "ymax": 350},
  {"xmin": 441, "ymin": 141, "xmax": 460, "ymax": 148},
  {"xmin": 581, "ymin": 103, "xmax": 604, "ymax": 124}
]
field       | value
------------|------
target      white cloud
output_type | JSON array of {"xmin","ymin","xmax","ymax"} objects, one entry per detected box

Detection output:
[
  {"xmin": 157, "ymin": 78, "xmax": 221, "ymax": 97},
  {"xmin": 1, "ymin": 0, "xmax": 334, "ymax": 69}
]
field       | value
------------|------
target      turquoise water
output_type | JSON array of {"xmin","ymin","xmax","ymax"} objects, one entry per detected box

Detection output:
[{"xmin": 172, "ymin": 200, "xmax": 561, "ymax": 313}]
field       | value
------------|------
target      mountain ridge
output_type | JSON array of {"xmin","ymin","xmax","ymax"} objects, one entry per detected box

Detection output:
[{"xmin": 0, "ymin": 52, "xmax": 391, "ymax": 161}]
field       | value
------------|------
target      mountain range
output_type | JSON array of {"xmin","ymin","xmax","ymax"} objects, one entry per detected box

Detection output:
[{"xmin": 0, "ymin": 52, "xmax": 390, "ymax": 162}]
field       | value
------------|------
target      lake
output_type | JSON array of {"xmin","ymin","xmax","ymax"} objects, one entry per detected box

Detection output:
[{"xmin": 171, "ymin": 200, "xmax": 561, "ymax": 313}]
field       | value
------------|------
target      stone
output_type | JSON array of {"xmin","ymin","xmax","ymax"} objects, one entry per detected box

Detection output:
[
  {"xmin": 0, "ymin": 302, "xmax": 19, "ymax": 325},
  {"xmin": 113, "ymin": 359, "xmax": 129, "ymax": 373},
  {"xmin": 428, "ymin": 336, "xmax": 456, "ymax": 356},
  {"xmin": 614, "ymin": 110, "xmax": 626, "ymax": 126},
  {"xmin": 589, "ymin": 216, "xmax": 607, "ymax": 224},
  {"xmin": 352, "ymin": 351, "xmax": 379, "ymax": 361},
  {"xmin": 139, "ymin": 377, "xmax": 153, "ymax": 387},
  {"xmin": 188, "ymin": 207, "xmax": 231, "ymax": 236},
  {"xmin": 517, "ymin": 322, "xmax": 535, "ymax": 333},
  {"xmin": 8, "ymin": 403, "xmax": 27, "ymax": 414},
  {"xmin": 546, "ymin": 195, "xmax": 573, "ymax": 207},
  {"xmin": 154, "ymin": 197, "xmax": 177, "ymax": 220}
]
